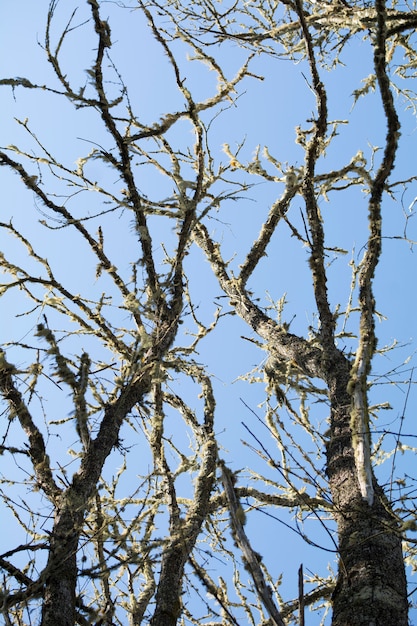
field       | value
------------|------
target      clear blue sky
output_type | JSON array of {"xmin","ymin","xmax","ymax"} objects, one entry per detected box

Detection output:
[{"xmin": 1, "ymin": 1, "xmax": 417, "ymax": 623}]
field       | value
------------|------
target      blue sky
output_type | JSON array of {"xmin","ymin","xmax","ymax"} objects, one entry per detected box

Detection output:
[{"xmin": 1, "ymin": 1, "xmax": 417, "ymax": 623}]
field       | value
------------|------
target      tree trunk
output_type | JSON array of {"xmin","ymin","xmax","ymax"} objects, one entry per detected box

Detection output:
[
  {"xmin": 149, "ymin": 547, "xmax": 185, "ymax": 626},
  {"xmin": 41, "ymin": 504, "xmax": 82, "ymax": 626},
  {"xmin": 326, "ymin": 355, "xmax": 408, "ymax": 625}
]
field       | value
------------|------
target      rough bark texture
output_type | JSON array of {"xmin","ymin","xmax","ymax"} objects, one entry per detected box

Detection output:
[
  {"xmin": 40, "ymin": 370, "xmax": 155, "ymax": 625},
  {"xmin": 149, "ymin": 546, "xmax": 186, "ymax": 626},
  {"xmin": 41, "ymin": 505, "xmax": 82, "ymax": 626},
  {"xmin": 191, "ymin": 225, "xmax": 409, "ymax": 623},
  {"xmin": 1, "ymin": 0, "xmax": 415, "ymax": 623},
  {"xmin": 326, "ymin": 353, "xmax": 408, "ymax": 626}
]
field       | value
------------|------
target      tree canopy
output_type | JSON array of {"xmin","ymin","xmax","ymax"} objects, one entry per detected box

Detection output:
[{"xmin": 1, "ymin": 0, "xmax": 417, "ymax": 624}]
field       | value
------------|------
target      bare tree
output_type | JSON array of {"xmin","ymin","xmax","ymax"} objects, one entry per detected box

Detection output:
[{"xmin": 0, "ymin": 0, "xmax": 416, "ymax": 625}]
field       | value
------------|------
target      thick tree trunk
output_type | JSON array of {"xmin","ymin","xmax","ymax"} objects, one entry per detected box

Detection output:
[
  {"xmin": 149, "ymin": 547, "xmax": 185, "ymax": 626},
  {"xmin": 185, "ymin": 277, "xmax": 409, "ymax": 624},
  {"xmin": 326, "ymin": 356, "xmax": 408, "ymax": 625},
  {"xmin": 41, "ymin": 505, "xmax": 82, "ymax": 626}
]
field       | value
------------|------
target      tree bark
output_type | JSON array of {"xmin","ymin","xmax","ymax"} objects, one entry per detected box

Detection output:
[
  {"xmin": 185, "ymin": 239, "xmax": 409, "ymax": 623},
  {"xmin": 41, "ymin": 504, "xmax": 82, "ymax": 626},
  {"xmin": 149, "ymin": 545, "xmax": 185, "ymax": 626},
  {"xmin": 326, "ymin": 353, "xmax": 408, "ymax": 626},
  {"xmin": 40, "ymin": 371, "xmax": 154, "ymax": 626}
]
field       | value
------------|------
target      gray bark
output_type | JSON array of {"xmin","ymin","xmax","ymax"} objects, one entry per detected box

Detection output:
[
  {"xmin": 41, "ymin": 505, "xmax": 81, "ymax": 626},
  {"xmin": 326, "ymin": 354, "xmax": 408, "ymax": 625},
  {"xmin": 40, "ymin": 371, "xmax": 154, "ymax": 626}
]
